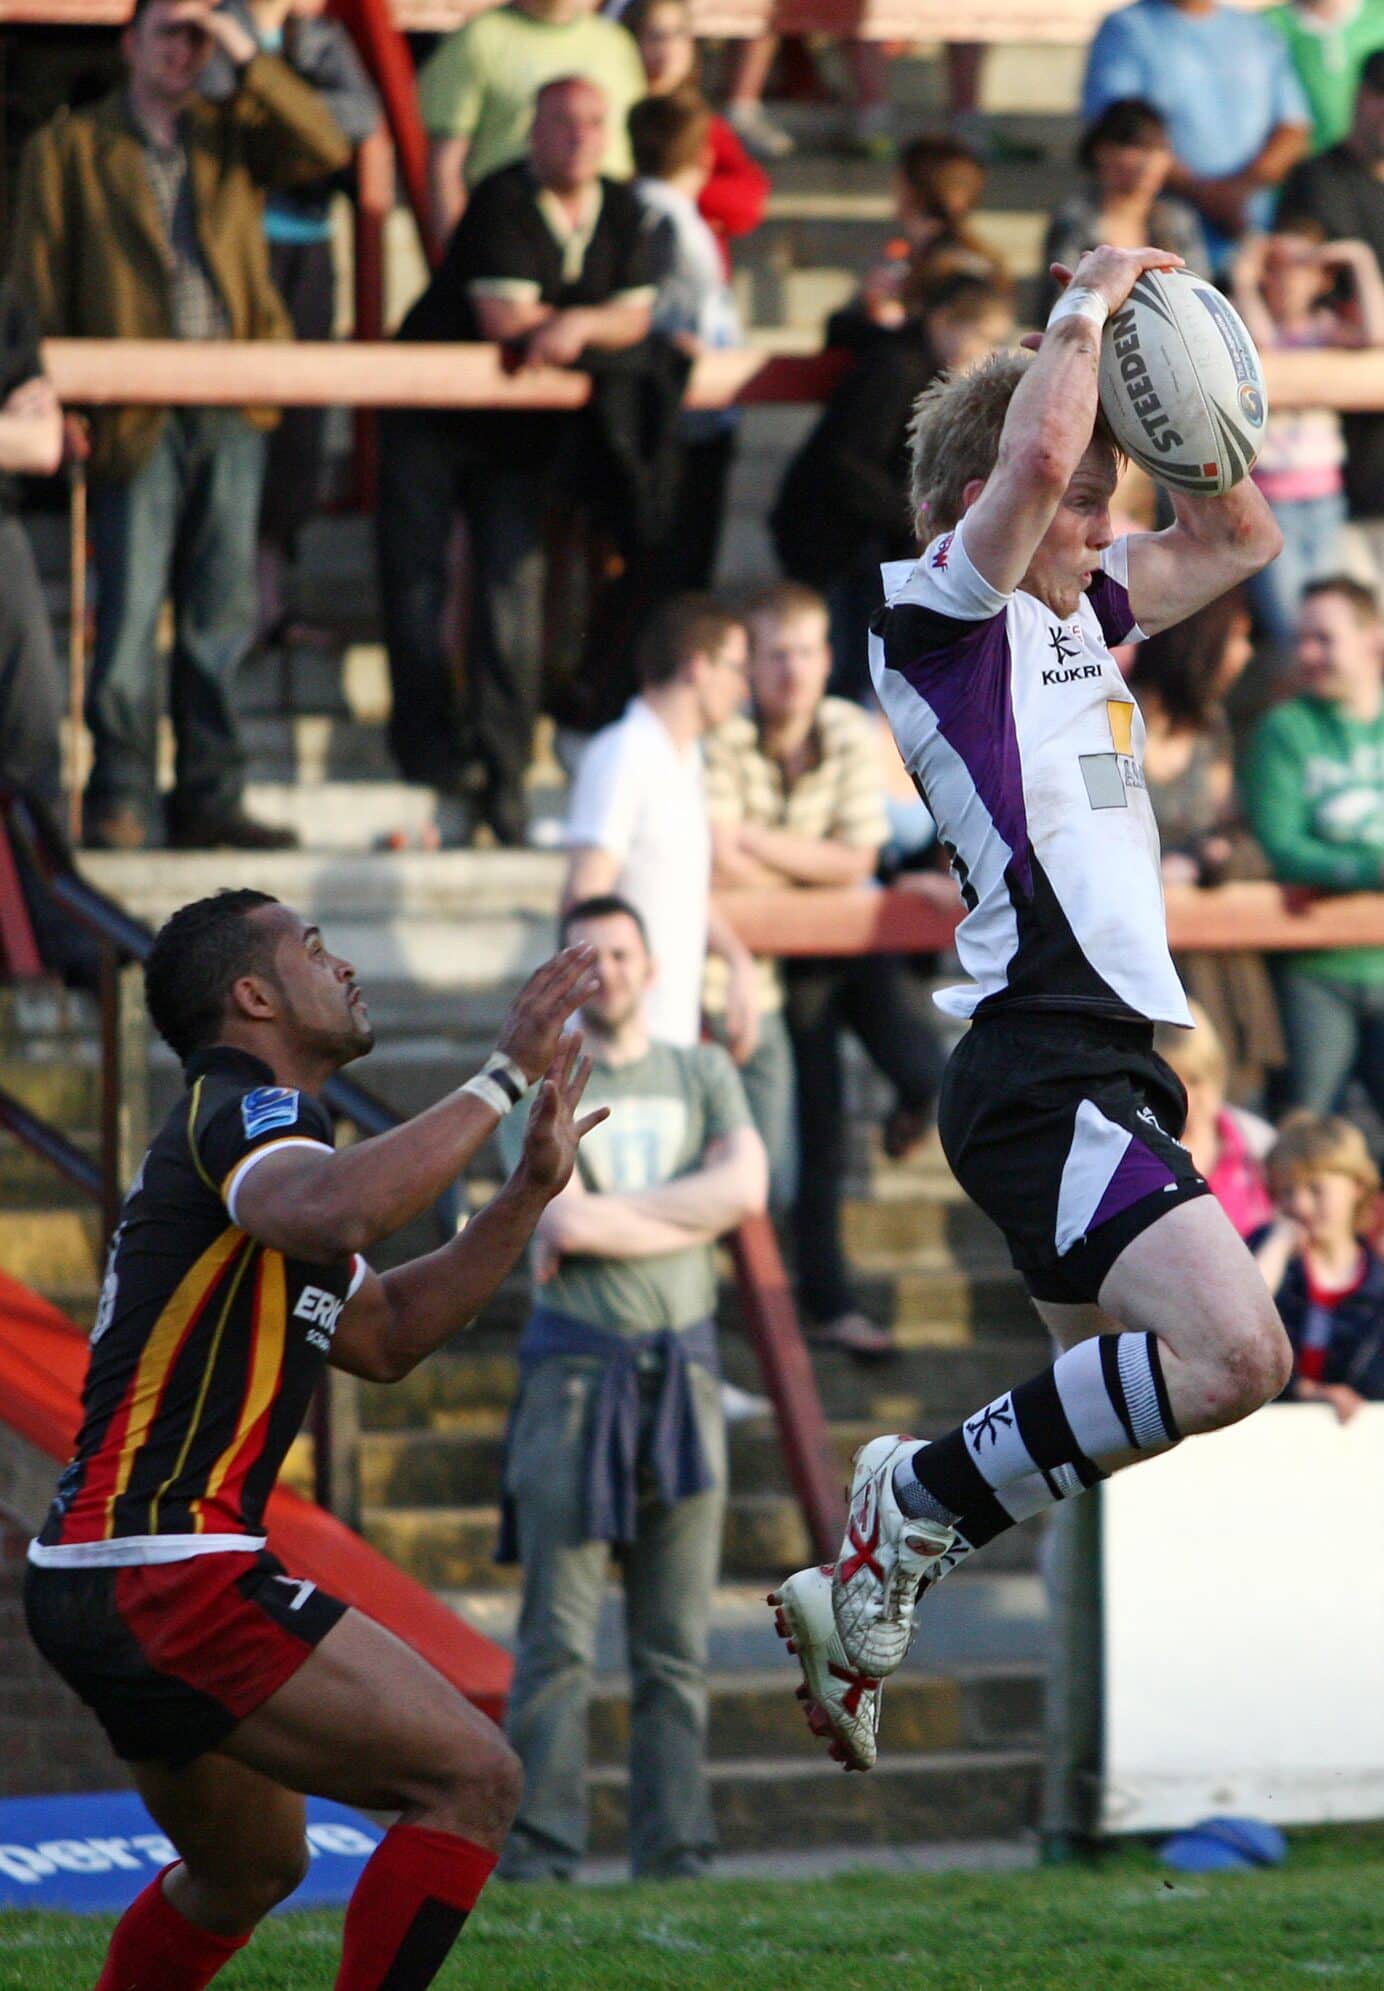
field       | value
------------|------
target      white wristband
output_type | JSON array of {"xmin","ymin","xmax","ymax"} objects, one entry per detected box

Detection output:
[
  {"xmin": 1047, "ymin": 285, "xmax": 1110, "ymax": 334},
  {"xmin": 460, "ymin": 1050, "xmax": 530, "ymax": 1119}
]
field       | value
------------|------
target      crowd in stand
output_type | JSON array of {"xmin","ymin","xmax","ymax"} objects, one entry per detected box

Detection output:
[{"xmin": 3, "ymin": 0, "xmax": 1384, "ymax": 1880}]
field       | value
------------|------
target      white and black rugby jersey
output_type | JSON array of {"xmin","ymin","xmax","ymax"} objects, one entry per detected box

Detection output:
[{"xmin": 870, "ymin": 518, "xmax": 1193, "ymax": 1028}]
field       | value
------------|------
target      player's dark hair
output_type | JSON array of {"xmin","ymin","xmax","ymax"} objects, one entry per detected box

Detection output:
[
  {"xmin": 561, "ymin": 894, "xmax": 650, "ymax": 947},
  {"xmin": 145, "ymin": 890, "xmax": 282, "ymax": 1063},
  {"xmin": 1360, "ymin": 49, "xmax": 1384, "ymax": 95},
  {"xmin": 634, "ymin": 593, "xmax": 742, "ymax": 688},
  {"xmin": 1076, "ymin": 97, "xmax": 1168, "ymax": 173},
  {"xmin": 1126, "ymin": 586, "xmax": 1249, "ymax": 732},
  {"xmin": 1301, "ymin": 574, "xmax": 1381, "ymax": 627},
  {"xmin": 629, "ymin": 87, "xmax": 712, "ymax": 179}
]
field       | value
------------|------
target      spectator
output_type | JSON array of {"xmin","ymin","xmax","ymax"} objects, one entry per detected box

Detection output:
[
  {"xmin": 379, "ymin": 76, "xmax": 660, "ymax": 844},
  {"xmin": 624, "ymin": 0, "xmax": 769, "ymax": 266},
  {"xmin": 630, "ymin": 89, "xmax": 743, "ymax": 596},
  {"xmin": 1040, "ymin": 99, "xmax": 1209, "ymax": 321},
  {"xmin": 705, "ymin": 582, "xmax": 947, "ymax": 1358},
  {"xmin": 1128, "ymin": 589, "xmax": 1287, "ymax": 1101},
  {"xmin": 11, "ymin": 0, "xmax": 349, "ymax": 850},
  {"xmin": 563, "ymin": 593, "xmax": 760, "ymax": 1059},
  {"xmin": 773, "ymin": 272, "xmax": 1014, "ymax": 703},
  {"xmin": 1082, "ymin": 0, "xmax": 1311, "ymax": 269},
  {"xmin": 1242, "ymin": 576, "xmax": 1384, "ymax": 1115},
  {"xmin": 420, "ymin": 0, "xmax": 646, "ymax": 242},
  {"xmin": 835, "ymin": 135, "xmax": 1007, "ymax": 347},
  {"xmin": 1154, "ymin": 1000, "xmax": 1277, "ymax": 1236},
  {"xmin": 1254, "ymin": 1109, "xmax": 1384, "ymax": 1417},
  {"xmin": 1267, "ymin": 0, "xmax": 1384, "ymax": 154},
  {"xmin": 204, "ymin": 0, "xmax": 380, "ymax": 652},
  {"xmin": 495, "ymin": 894, "xmax": 765, "ymax": 1881},
  {"xmin": 1277, "ymin": 53, "xmax": 1384, "ymax": 587},
  {"xmin": 0, "ymin": 278, "xmax": 64, "ymax": 842},
  {"xmin": 1230, "ymin": 224, "xmax": 1384, "ymax": 639}
]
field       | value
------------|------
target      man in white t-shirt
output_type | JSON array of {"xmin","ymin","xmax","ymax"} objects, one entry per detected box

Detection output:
[{"xmin": 563, "ymin": 593, "xmax": 759, "ymax": 1057}]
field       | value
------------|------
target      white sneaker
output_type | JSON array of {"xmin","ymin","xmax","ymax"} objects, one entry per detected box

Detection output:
[
  {"xmin": 768, "ymin": 1563, "xmax": 882, "ymax": 1772},
  {"xmin": 726, "ymin": 101, "xmax": 795, "ymax": 160},
  {"xmin": 831, "ymin": 1435, "xmax": 954, "ymax": 1678}
]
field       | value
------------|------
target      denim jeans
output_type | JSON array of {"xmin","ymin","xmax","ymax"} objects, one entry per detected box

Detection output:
[
  {"xmin": 1273, "ymin": 962, "xmax": 1384, "ymax": 1117},
  {"xmin": 86, "ymin": 410, "xmax": 263, "ymax": 831},
  {"xmin": 783, "ymin": 953, "xmax": 947, "ymax": 1322},
  {"xmin": 1247, "ymin": 490, "xmax": 1348, "ymax": 645},
  {"xmin": 498, "ymin": 1353, "xmax": 726, "ymax": 1880}
]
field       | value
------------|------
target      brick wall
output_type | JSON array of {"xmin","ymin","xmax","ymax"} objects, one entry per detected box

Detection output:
[{"xmin": 0, "ymin": 1443, "xmax": 133, "ymax": 1796}]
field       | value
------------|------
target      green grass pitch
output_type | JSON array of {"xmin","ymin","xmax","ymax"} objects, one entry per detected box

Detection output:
[{"xmin": 3, "ymin": 1830, "xmax": 1383, "ymax": 1989}]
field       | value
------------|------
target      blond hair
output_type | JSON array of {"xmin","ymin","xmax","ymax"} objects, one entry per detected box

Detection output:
[
  {"xmin": 1266, "ymin": 1111, "xmax": 1381, "ymax": 1223},
  {"xmin": 1154, "ymin": 1000, "xmax": 1226, "ymax": 1093},
  {"xmin": 908, "ymin": 351, "xmax": 1121, "ymax": 539},
  {"xmin": 907, "ymin": 351, "xmax": 1030, "ymax": 537}
]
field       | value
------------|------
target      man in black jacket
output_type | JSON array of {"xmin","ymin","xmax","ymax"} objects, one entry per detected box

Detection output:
[{"xmin": 377, "ymin": 75, "xmax": 658, "ymax": 844}]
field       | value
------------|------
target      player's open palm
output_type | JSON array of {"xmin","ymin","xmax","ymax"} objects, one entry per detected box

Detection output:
[
  {"xmin": 496, "ymin": 944, "xmax": 600, "ymax": 1083},
  {"xmin": 521, "ymin": 1032, "xmax": 609, "ymax": 1194}
]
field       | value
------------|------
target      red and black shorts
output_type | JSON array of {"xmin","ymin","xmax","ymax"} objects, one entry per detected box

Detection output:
[{"xmin": 23, "ymin": 1547, "xmax": 347, "ymax": 1766}]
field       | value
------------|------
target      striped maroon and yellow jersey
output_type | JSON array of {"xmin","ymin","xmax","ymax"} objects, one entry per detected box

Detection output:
[{"xmin": 31, "ymin": 1046, "xmax": 363, "ymax": 1569}]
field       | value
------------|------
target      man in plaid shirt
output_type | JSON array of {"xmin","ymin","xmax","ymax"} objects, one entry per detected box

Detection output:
[{"xmin": 704, "ymin": 582, "xmax": 947, "ymax": 1359}]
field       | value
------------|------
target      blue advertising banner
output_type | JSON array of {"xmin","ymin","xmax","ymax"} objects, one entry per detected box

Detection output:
[{"xmin": 0, "ymin": 1791, "xmax": 383, "ymax": 1913}]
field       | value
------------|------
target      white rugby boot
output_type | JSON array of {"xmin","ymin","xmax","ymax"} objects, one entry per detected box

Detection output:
[
  {"xmin": 768, "ymin": 1563, "xmax": 882, "ymax": 1772},
  {"xmin": 831, "ymin": 1435, "xmax": 955, "ymax": 1677}
]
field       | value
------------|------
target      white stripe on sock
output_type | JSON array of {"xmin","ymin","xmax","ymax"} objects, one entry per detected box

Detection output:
[{"xmin": 1052, "ymin": 1336, "xmax": 1136, "ymax": 1463}]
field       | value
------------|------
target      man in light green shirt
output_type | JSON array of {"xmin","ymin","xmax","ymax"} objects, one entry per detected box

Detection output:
[
  {"xmin": 494, "ymin": 893, "xmax": 766, "ymax": 1880},
  {"xmin": 1268, "ymin": 0, "xmax": 1384, "ymax": 151},
  {"xmin": 1242, "ymin": 575, "xmax": 1384, "ymax": 1113},
  {"xmin": 420, "ymin": 0, "xmax": 645, "ymax": 239}
]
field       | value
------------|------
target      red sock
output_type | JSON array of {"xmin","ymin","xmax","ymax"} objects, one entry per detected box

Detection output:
[
  {"xmin": 335, "ymin": 1825, "xmax": 497, "ymax": 1990},
  {"xmin": 94, "ymin": 1865, "xmax": 249, "ymax": 1990}
]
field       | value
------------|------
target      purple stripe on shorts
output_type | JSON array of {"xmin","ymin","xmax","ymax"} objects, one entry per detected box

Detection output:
[
  {"xmin": 1089, "ymin": 1137, "xmax": 1176, "ymax": 1234},
  {"xmin": 890, "ymin": 611, "xmax": 1033, "ymax": 897}
]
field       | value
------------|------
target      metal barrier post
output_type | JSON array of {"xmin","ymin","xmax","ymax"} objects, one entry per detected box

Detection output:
[
  {"xmin": 730, "ymin": 1212, "xmax": 844, "ymax": 1563},
  {"xmin": 98, "ymin": 946, "xmax": 147, "ymax": 1242},
  {"xmin": 1041, "ymin": 1487, "xmax": 1105, "ymax": 1860}
]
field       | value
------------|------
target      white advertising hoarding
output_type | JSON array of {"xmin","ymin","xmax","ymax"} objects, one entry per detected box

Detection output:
[{"xmin": 1100, "ymin": 1403, "xmax": 1384, "ymax": 1835}]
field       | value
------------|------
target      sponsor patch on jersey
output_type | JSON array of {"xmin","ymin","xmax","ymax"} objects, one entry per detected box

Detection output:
[{"xmin": 242, "ymin": 1086, "xmax": 302, "ymax": 1140}]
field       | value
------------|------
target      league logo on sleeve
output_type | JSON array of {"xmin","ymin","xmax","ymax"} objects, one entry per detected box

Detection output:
[{"xmin": 242, "ymin": 1086, "xmax": 302, "ymax": 1139}]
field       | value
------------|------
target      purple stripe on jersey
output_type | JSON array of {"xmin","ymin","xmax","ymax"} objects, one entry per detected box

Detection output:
[
  {"xmin": 888, "ymin": 608, "xmax": 1033, "ymax": 898},
  {"xmin": 1089, "ymin": 1136, "xmax": 1176, "ymax": 1234},
  {"xmin": 1087, "ymin": 571, "xmax": 1136, "ymax": 650}
]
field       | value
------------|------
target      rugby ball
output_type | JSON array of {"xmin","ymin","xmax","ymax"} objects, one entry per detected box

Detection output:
[{"xmin": 1097, "ymin": 269, "xmax": 1268, "ymax": 495}]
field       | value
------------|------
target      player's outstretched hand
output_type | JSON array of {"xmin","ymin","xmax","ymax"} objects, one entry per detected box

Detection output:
[
  {"xmin": 519, "ymin": 1031, "xmax": 609, "ymax": 1196},
  {"xmin": 1023, "ymin": 246, "xmax": 1187, "ymax": 351},
  {"xmin": 496, "ymin": 944, "xmax": 600, "ymax": 1084}
]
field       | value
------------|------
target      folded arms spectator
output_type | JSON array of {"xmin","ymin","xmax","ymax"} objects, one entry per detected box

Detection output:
[
  {"xmin": 379, "ymin": 76, "xmax": 659, "ymax": 845},
  {"xmin": 1082, "ymin": 0, "xmax": 1311, "ymax": 266},
  {"xmin": 420, "ymin": 0, "xmax": 646, "ymax": 242}
]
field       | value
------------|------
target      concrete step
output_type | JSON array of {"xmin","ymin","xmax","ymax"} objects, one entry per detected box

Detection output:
[
  {"xmin": 361, "ymin": 1491, "xmax": 815, "ymax": 1589},
  {"xmin": 588, "ymin": 1662, "xmax": 1043, "ymax": 1768},
  {"xmin": 0, "ymin": 1205, "xmax": 102, "ymax": 1288},
  {"xmin": 449, "ymin": 1565, "xmax": 1046, "ymax": 1672},
  {"xmin": 587, "ymin": 1746, "xmax": 1041, "ymax": 1854},
  {"xmin": 842, "ymin": 1194, "xmax": 1005, "ymax": 1262}
]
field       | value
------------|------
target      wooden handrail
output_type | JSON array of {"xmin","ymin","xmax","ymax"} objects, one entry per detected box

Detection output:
[
  {"xmin": 714, "ymin": 881, "xmax": 1384, "ymax": 957},
  {"xmin": 39, "ymin": 337, "xmax": 850, "ymax": 411},
  {"xmin": 0, "ymin": 0, "xmax": 1270, "ymax": 37},
  {"xmin": 39, "ymin": 339, "xmax": 1376, "ymax": 414}
]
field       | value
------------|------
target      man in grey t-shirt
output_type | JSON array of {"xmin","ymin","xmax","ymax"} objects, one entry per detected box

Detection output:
[{"xmin": 495, "ymin": 894, "xmax": 766, "ymax": 1879}]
